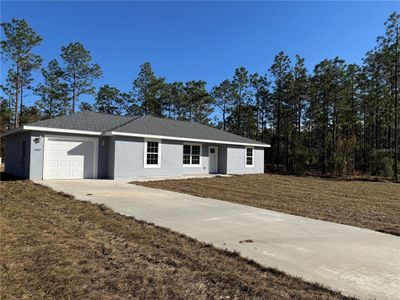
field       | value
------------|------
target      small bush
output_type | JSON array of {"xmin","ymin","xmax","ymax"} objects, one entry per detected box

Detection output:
[{"xmin": 370, "ymin": 150, "xmax": 393, "ymax": 178}]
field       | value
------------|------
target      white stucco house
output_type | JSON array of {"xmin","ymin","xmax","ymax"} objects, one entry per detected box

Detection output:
[{"xmin": 2, "ymin": 111, "xmax": 270, "ymax": 180}]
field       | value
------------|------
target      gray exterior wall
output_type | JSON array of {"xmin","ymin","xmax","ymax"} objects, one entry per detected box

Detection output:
[
  {"xmin": 111, "ymin": 136, "xmax": 264, "ymax": 179},
  {"xmin": 97, "ymin": 136, "xmax": 109, "ymax": 178},
  {"xmin": 30, "ymin": 131, "xmax": 45, "ymax": 179},
  {"xmin": 6, "ymin": 131, "xmax": 108, "ymax": 179},
  {"xmin": 4, "ymin": 131, "xmax": 264, "ymax": 179},
  {"xmin": 226, "ymin": 146, "xmax": 264, "ymax": 174},
  {"xmin": 4, "ymin": 132, "xmax": 31, "ymax": 178},
  {"xmin": 107, "ymin": 136, "xmax": 116, "ymax": 179},
  {"xmin": 112, "ymin": 137, "xmax": 211, "ymax": 179}
]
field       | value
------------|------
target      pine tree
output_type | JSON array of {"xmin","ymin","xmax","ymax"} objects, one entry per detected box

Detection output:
[
  {"xmin": 270, "ymin": 52, "xmax": 291, "ymax": 170},
  {"xmin": 61, "ymin": 42, "xmax": 102, "ymax": 113},
  {"xmin": 95, "ymin": 85, "xmax": 124, "ymax": 115},
  {"xmin": 132, "ymin": 62, "xmax": 167, "ymax": 117},
  {"xmin": 0, "ymin": 70, "xmax": 17, "ymax": 128},
  {"xmin": 35, "ymin": 59, "xmax": 69, "ymax": 118},
  {"xmin": 79, "ymin": 102, "xmax": 94, "ymax": 112},
  {"xmin": 211, "ymin": 80, "xmax": 234, "ymax": 131},
  {"xmin": 377, "ymin": 12, "xmax": 400, "ymax": 179},
  {"xmin": 250, "ymin": 73, "xmax": 270, "ymax": 140},
  {"xmin": 164, "ymin": 82, "xmax": 185, "ymax": 119},
  {"xmin": 1, "ymin": 19, "xmax": 42, "ymax": 127},
  {"xmin": 290, "ymin": 55, "xmax": 309, "ymax": 174},
  {"xmin": 230, "ymin": 67, "xmax": 252, "ymax": 135},
  {"xmin": 184, "ymin": 80, "xmax": 214, "ymax": 125}
]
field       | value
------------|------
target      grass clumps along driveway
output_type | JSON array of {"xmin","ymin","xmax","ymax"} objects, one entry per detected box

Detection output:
[
  {"xmin": 136, "ymin": 173, "xmax": 400, "ymax": 236},
  {"xmin": 0, "ymin": 177, "xmax": 352, "ymax": 299}
]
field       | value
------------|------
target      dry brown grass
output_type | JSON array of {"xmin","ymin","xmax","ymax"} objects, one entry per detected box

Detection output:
[
  {"xmin": 0, "ymin": 177, "xmax": 352, "ymax": 299},
  {"xmin": 136, "ymin": 174, "xmax": 400, "ymax": 236}
]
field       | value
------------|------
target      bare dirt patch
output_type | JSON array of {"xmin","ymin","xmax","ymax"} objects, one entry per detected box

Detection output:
[
  {"xmin": 0, "ymin": 176, "xmax": 351, "ymax": 299},
  {"xmin": 136, "ymin": 174, "xmax": 400, "ymax": 236}
]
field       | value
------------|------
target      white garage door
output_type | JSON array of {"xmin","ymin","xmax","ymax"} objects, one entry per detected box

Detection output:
[{"xmin": 44, "ymin": 137, "xmax": 97, "ymax": 179}]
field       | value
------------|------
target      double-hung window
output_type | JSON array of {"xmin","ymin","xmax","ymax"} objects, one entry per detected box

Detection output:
[
  {"xmin": 183, "ymin": 144, "xmax": 201, "ymax": 166},
  {"xmin": 144, "ymin": 140, "xmax": 161, "ymax": 168},
  {"xmin": 245, "ymin": 147, "xmax": 254, "ymax": 167}
]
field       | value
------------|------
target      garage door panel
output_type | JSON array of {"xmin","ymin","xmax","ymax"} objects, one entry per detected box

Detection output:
[
  {"xmin": 71, "ymin": 161, "xmax": 82, "ymax": 167},
  {"xmin": 71, "ymin": 170, "xmax": 83, "ymax": 177},
  {"xmin": 59, "ymin": 160, "xmax": 75, "ymax": 167},
  {"xmin": 44, "ymin": 137, "xmax": 96, "ymax": 179},
  {"xmin": 46, "ymin": 171, "xmax": 58, "ymax": 178},
  {"xmin": 47, "ymin": 150, "xmax": 60, "ymax": 156},
  {"xmin": 47, "ymin": 140, "xmax": 60, "ymax": 146},
  {"xmin": 47, "ymin": 145, "xmax": 60, "ymax": 150},
  {"xmin": 47, "ymin": 160, "xmax": 59, "ymax": 167},
  {"xmin": 59, "ymin": 170, "xmax": 82, "ymax": 178}
]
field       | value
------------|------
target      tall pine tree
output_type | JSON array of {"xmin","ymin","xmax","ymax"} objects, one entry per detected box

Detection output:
[
  {"xmin": 61, "ymin": 42, "xmax": 102, "ymax": 113},
  {"xmin": 1, "ymin": 19, "xmax": 42, "ymax": 127}
]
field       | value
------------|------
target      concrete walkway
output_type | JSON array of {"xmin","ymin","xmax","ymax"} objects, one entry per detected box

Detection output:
[{"xmin": 37, "ymin": 179, "xmax": 400, "ymax": 300}]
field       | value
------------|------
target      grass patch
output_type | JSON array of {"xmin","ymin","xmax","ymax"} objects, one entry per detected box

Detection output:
[
  {"xmin": 135, "ymin": 174, "xmax": 400, "ymax": 236},
  {"xmin": 0, "ymin": 177, "xmax": 352, "ymax": 299}
]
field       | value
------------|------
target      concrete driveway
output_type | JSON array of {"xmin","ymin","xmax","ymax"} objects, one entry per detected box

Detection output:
[{"xmin": 37, "ymin": 179, "xmax": 400, "ymax": 300}]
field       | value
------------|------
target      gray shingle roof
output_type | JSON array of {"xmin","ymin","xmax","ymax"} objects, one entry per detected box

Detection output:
[
  {"xmin": 21, "ymin": 111, "xmax": 268, "ymax": 146},
  {"xmin": 26, "ymin": 111, "xmax": 135, "ymax": 132},
  {"xmin": 113, "ymin": 115, "xmax": 267, "ymax": 145}
]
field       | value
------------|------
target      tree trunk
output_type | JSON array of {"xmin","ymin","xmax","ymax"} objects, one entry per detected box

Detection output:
[
  {"xmin": 375, "ymin": 108, "xmax": 379, "ymax": 149},
  {"xmin": 363, "ymin": 95, "xmax": 367, "ymax": 173},
  {"xmin": 276, "ymin": 93, "xmax": 281, "ymax": 167},
  {"xmin": 322, "ymin": 94, "xmax": 328, "ymax": 174},
  {"xmin": 255, "ymin": 94, "xmax": 260, "ymax": 139},
  {"xmin": 285, "ymin": 119, "xmax": 289, "ymax": 172},
  {"xmin": 72, "ymin": 72, "xmax": 76, "ymax": 113},
  {"xmin": 49, "ymin": 99, "xmax": 53, "ymax": 119},
  {"xmin": 19, "ymin": 87, "xmax": 23, "ymax": 125},
  {"xmin": 394, "ymin": 31, "xmax": 399, "ymax": 180},
  {"xmin": 14, "ymin": 66, "xmax": 20, "ymax": 128},
  {"xmin": 7, "ymin": 99, "xmax": 12, "ymax": 130},
  {"xmin": 238, "ymin": 88, "xmax": 243, "ymax": 136},
  {"xmin": 332, "ymin": 97, "xmax": 337, "ymax": 175},
  {"xmin": 222, "ymin": 107, "xmax": 226, "ymax": 131},
  {"xmin": 72, "ymin": 87, "xmax": 76, "ymax": 113}
]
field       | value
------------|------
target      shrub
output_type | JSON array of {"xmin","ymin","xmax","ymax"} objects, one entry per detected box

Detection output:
[{"xmin": 370, "ymin": 150, "xmax": 393, "ymax": 178}]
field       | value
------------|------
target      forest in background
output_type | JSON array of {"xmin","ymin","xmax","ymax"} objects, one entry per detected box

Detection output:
[{"xmin": 1, "ymin": 13, "xmax": 399, "ymax": 179}]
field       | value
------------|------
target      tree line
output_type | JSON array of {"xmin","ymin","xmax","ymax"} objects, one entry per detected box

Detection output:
[{"xmin": 1, "ymin": 13, "xmax": 399, "ymax": 179}]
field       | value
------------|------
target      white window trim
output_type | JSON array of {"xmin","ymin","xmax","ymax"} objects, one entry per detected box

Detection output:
[
  {"xmin": 245, "ymin": 146, "xmax": 254, "ymax": 168},
  {"xmin": 183, "ymin": 143, "xmax": 202, "ymax": 167},
  {"xmin": 144, "ymin": 138, "xmax": 161, "ymax": 168}
]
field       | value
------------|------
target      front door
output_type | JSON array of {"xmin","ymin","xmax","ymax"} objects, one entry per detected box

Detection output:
[{"xmin": 209, "ymin": 146, "xmax": 218, "ymax": 174}]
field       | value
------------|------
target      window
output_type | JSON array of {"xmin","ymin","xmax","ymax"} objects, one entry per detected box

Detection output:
[
  {"xmin": 245, "ymin": 147, "xmax": 254, "ymax": 167},
  {"xmin": 183, "ymin": 144, "xmax": 201, "ymax": 166},
  {"xmin": 144, "ymin": 140, "xmax": 160, "ymax": 168}
]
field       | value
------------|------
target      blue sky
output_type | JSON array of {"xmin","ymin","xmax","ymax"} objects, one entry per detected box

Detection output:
[{"xmin": 1, "ymin": 1, "xmax": 398, "ymax": 107}]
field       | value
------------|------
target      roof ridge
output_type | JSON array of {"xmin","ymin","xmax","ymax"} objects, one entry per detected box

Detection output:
[
  {"xmin": 84, "ymin": 111, "xmax": 134, "ymax": 118},
  {"xmin": 112, "ymin": 115, "xmax": 267, "ymax": 146},
  {"xmin": 142, "ymin": 115, "xmax": 260, "ymax": 143},
  {"xmin": 108, "ymin": 115, "xmax": 143, "ymax": 131},
  {"xmin": 143, "ymin": 115, "xmax": 196, "ymax": 124},
  {"xmin": 27, "ymin": 111, "xmax": 84, "ymax": 126}
]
